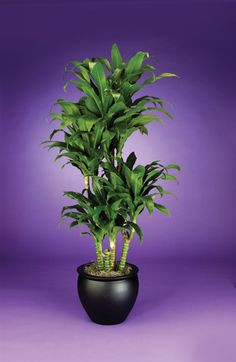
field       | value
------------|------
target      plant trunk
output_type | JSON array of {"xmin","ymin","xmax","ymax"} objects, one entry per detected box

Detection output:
[
  {"xmin": 95, "ymin": 242, "xmax": 103, "ymax": 270},
  {"xmin": 119, "ymin": 237, "xmax": 130, "ymax": 271},
  {"xmin": 119, "ymin": 219, "xmax": 136, "ymax": 271},
  {"xmin": 104, "ymin": 249, "xmax": 111, "ymax": 272},
  {"xmin": 109, "ymin": 238, "xmax": 116, "ymax": 270},
  {"xmin": 116, "ymin": 151, "xmax": 122, "ymax": 174},
  {"xmin": 84, "ymin": 176, "xmax": 89, "ymax": 190}
]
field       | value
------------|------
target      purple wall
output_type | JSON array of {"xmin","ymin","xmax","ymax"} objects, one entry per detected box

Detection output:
[{"xmin": 1, "ymin": 1, "xmax": 236, "ymax": 261}]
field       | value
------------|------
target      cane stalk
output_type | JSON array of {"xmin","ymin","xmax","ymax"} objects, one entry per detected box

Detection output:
[
  {"xmin": 104, "ymin": 249, "xmax": 111, "ymax": 272},
  {"xmin": 109, "ymin": 237, "xmax": 116, "ymax": 270},
  {"xmin": 119, "ymin": 219, "xmax": 136, "ymax": 271},
  {"xmin": 95, "ymin": 241, "xmax": 104, "ymax": 270}
]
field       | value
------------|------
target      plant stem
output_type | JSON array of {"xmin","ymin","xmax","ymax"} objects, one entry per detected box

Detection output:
[
  {"xmin": 119, "ymin": 218, "xmax": 136, "ymax": 271},
  {"xmin": 84, "ymin": 175, "xmax": 89, "ymax": 191},
  {"xmin": 109, "ymin": 237, "xmax": 116, "ymax": 270},
  {"xmin": 119, "ymin": 236, "xmax": 130, "ymax": 271},
  {"xmin": 116, "ymin": 151, "xmax": 122, "ymax": 174},
  {"xmin": 95, "ymin": 241, "xmax": 103, "ymax": 270},
  {"xmin": 104, "ymin": 249, "xmax": 110, "ymax": 272}
]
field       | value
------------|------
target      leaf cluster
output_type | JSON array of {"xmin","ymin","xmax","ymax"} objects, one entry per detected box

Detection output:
[{"xmin": 43, "ymin": 44, "xmax": 180, "ymax": 246}]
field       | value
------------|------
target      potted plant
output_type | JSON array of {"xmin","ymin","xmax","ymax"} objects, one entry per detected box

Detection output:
[{"xmin": 43, "ymin": 44, "xmax": 180, "ymax": 325}]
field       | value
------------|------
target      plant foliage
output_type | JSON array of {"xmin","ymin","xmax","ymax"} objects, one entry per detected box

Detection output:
[{"xmin": 43, "ymin": 44, "xmax": 180, "ymax": 272}]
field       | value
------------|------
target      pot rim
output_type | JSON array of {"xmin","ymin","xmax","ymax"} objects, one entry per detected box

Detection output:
[{"xmin": 77, "ymin": 262, "xmax": 139, "ymax": 281}]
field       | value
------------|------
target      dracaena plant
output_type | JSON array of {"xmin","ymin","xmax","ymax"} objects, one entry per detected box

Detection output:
[{"xmin": 43, "ymin": 44, "xmax": 180, "ymax": 273}]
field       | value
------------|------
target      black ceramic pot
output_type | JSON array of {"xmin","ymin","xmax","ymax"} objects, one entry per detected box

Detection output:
[{"xmin": 77, "ymin": 262, "xmax": 139, "ymax": 325}]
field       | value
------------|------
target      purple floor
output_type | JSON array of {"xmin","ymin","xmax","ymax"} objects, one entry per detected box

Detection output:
[{"xmin": 1, "ymin": 259, "xmax": 236, "ymax": 362}]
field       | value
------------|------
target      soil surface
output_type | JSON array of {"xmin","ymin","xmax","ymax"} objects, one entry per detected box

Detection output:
[{"xmin": 84, "ymin": 262, "xmax": 132, "ymax": 277}]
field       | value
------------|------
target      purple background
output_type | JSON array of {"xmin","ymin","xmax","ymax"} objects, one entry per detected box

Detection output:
[
  {"xmin": 1, "ymin": 1, "xmax": 236, "ymax": 262},
  {"xmin": 1, "ymin": 2, "xmax": 236, "ymax": 361}
]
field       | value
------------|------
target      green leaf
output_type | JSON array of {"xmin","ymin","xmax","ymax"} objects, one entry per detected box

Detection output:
[
  {"xmin": 47, "ymin": 141, "xmax": 67, "ymax": 150},
  {"xmin": 129, "ymin": 115, "xmax": 164, "ymax": 127},
  {"xmin": 64, "ymin": 191, "xmax": 89, "ymax": 206},
  {"xmin": 80, "ymin": 232, "xmax": 92, "ymax": 236},
  {"xmin": 143, "ymin": 75, "xmax": 158, "ymax": 85},
  {"xmin": 113, "ymin": 112, "xmax": 138, "ymax": 125},
  {"xmin": 101, "ymin": 129, "xmax": 116, "ymax": 148},
  {"xmin": 141, "ymin": 184, "xmax": 158, "ymax": 196},
  {"xmin": 71, "ymin": 64, "xmax": 91, "ymax": 83},
  {"xmin": 85, "ymin": 97, "xmax": 100, "ymax": 114},
  {"xmin": 69, "ymin": 60, "xmax": 82, "ymax": 69},
  {"xmin": 88, "ymin": 61, "xmax": 96, "ymax": 72},
  {"xmin": 134, "ymin": 204, "xmax": 145, "ymax": 216},
  {"xmin": 166, "ymin": 163, "xmax": 181, "ymax": 171},
  {"xmin": 116, "ymin": 208, "xmax": 128, "ymax": 220},
  {"xmin": 61, "ymin": 204, "xmax": 85, "ymax": 214},
  {"xmin": 156, "ymin": 186, "xmax": 177, "ymax": 198},
  {"xmin": 50, "ymin": 112, "xmax": 64, "ymax": 122},
  {"xmin": 69, "ymin": 221, "xmax": 79, "ymax": 228},
  {"xmin": 92, "ymin": 123, "xmax": 104, "ymax": 148},
  {"xmin": 107, "ymin": 101, "xmax": 127, "ymax": 118},
  {"xmin": 91, "ymin": 62, "xmax": 107, "ymax": 104},
  {"xmin": 56, "ymin": 99, "xmax": 79, "ymax": 116},
  {"xmin": 111, "ymin": 43, "xmax": 123, "ymax": 69},
  {"xmin": 154, "ymin": 203, "xmax": 170, "ymax": 215},
  {"xmin": 123, "ymin": 165, "xmax": 132, "ymax": 189},
  {"xmin": 126, "ymin": 152, "xmax": 137, "ymax": 170},
  {"xmin": 112, "ymin": 68, "xmax": 123, "ymax": 81},
  {"xmin": 139, "ymin": 126, "xmax": 148, "ymax": 135},
  {"xmin": 95, "ymin": 56, "xmax": 112, "ymax": 72},
  {"xmin": 130, "ymin": 172, "xmax": 143, "ymax": 197},
  {"xmin": 161, "ymin": 72, "xmax": 178, "ymax": 77},
  {"xmin": 145, "ymin": 107, "xmax": 173, "ymax": 120},
  {"xmin": 63, "ymin": 211, "xmax": 82, "ymax": 220},
  {"xmin": 143, "ymin": 169, "xmax": 164, "ymax": 187},
  {"xmin": 54, "ymin": 152, "xmax": 79, "ymax": 163},
  {"xmin": 92, "ymin": 205, "xmax": 107, "ymax": 225},
  {"xmin": 82, "ymin": 58, "xmax": 91, "ymax": 70},
  {"xmin": 125, "ymin": 51, "xmax": 149, "ymax": 75},
  {"xmin": 76, "ymin": 115, "xmax": 97, "ymax": 132},
  {"xmin": 133, "ymin": 165, "xmax": 145, "ymax": 178},
  {"xmin": 120, "ymin": 81, "xmax": 143, "ymax": 101},
  {"xmin": 49, "ymin": 129, "xmax": 63, "ymax": 140},
  {"xmin": 92, "ymin": 177, "xmax": 106, "ymax": 203},
  {"xmin": 161, "ymin": 174, "xmax": 177, "ymax": 181},
  {"xmin": 116, "ymin": 128, "xmax": 135, "ymax": 155},
  {"xmin": 144, "ymin": 196, "xmax": 154, "ymax": 214},
  {"xmin": 71, "ymin": 79, "xmax": 103, "ymax": 115},
  {"xmin": 132, "ymin": 96, "xmax": 172, "ymax": 108},
  {"xmin": 61, "ymin": 161, "xmax": 71, "ymax": 170},
  {"xmin": 110, "ymin": 172, "xmax": 125, "ymax": 188},
  {"xmin": 155, "ymin": 73, "xmax": 178, "ymax": 80},
  {"xmin": 79, "ymin": 65, "xmax": 91, "ymax": 83},
  {"xmin": 125, "ymin": 221, "xmax": 143, "ymax": 242}
]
